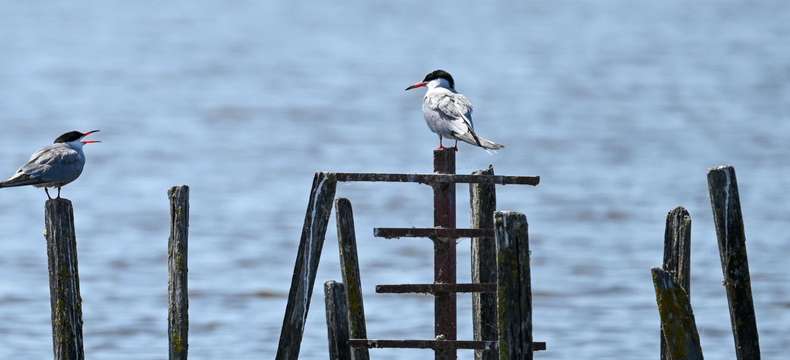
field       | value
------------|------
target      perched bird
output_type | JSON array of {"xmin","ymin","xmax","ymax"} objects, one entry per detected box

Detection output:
[
  {"xmin": 0, "ymin": 130, "xmax": 101, "ymax": 199},
  {"xmin": 406, "ymin": 69, "xmax": 504, "ymax": 151}
]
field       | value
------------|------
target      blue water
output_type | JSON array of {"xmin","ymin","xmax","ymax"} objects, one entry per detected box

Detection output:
[{"xmin": 1, "ymin": 1, "xmax": 789, "ymax": 359}]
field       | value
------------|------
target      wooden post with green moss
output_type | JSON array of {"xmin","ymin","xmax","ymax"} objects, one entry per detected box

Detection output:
[
  {"xmin": 334, "ymin": 198, "xmax": 370, "ymax": 360},
  {"xmin": 652, "ymin": 268, "xmax": 704, "ymax": 360},
  {"xmin": 707, "ymin": 165, "xmax": 760, "ymax": 360},
  {"xmin": 44, "ymin": 198, "xmax": 84, "ymax": 360},
  {"xmin": 494, "ymin": 211, "xmax": 533, "ymax": 360},
  {"xmin": 276, "ymin": 172, "xmax": 338, "ymax": 360},
  {"xmin": 324, "ymin": 281, "xmax": 352, "ymax": 360},
  {"xmin": 470, "ymin": 166, "xmax": 497, "ymax": 360},
  {"xmin": 168, "ymin": 185, "xmax": 189, "ymax": 360},
  {"xmin": 661, "ymin": 207, "xmax": 692, "ymax": 360}
]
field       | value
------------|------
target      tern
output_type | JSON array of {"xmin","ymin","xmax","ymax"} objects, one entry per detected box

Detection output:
[
  {"xmin": 406, "ymin": 69, "xmax": 504, "ymax": 151},
  {"xmin": 0, "ymin": 130, "xmax": 101, "ymax": 199}
]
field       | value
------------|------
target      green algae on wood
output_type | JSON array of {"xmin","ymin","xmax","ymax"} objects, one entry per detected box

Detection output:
[
  {"xmin": 45, "ymin": 198, "xmax": 85, "ymax": 360},
  {"xmin": 334, "ymin": 198, "xmax": 370, "ymax": 360},
  {"xmin": 495, "ymin": 211, "xmax": 533, "ymax": 360},
  {"xmin": 652, "ymin": 268, "xmax": 704, "ymax": 360},
  {"xmin": 661, "ymin": 207, "xmax": 692, "ymax": 360},
  {"xmin": 470, "ymin": 166, "xmax": 498, "ymax": 360},
  {"xmin": 324, "ymin": 281, "xmax": 352, "ymax": 360}
]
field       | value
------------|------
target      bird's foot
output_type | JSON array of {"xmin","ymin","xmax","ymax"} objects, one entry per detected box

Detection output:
[
  {"xmin": 56, "ymin": 188, "xmax": 61, "ymax": 199},
  {"xmin": 437, "ymin": 136, "xmax": 446, "ymax": 150}
]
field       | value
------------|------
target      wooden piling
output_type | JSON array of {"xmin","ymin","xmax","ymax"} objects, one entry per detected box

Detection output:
[
  {"xmin": 707, "ymin": 165, "xmax": 761, "ymax": 360},
  {"xmin": 652, "ymin": 268, "xmax": 704, "ymax": 360},
  {"xmin": 324, "ymin": 281, "xmax": 353, "ymax": 360},
  {"xmin": 661, "ymin": 207, "xmax": 691, "ymax": 360},
  {"xmin": 44, "ymin": 198, "xmax": 84, "ymax": 360},
  {"xmin": 168, "ymin": 185, "xmax": 190, "ymax": 360},
  {"xmin": 470, "ymin": 166, "xmax": 497, "ymax": 360},
  {"xmin": 334, "ymin": 198, "xmax": 370, "ymax": 360},
  {"xmin": 433, "ymin": 148, "xmax": 457, "ymax": 360},
  {"xmin": 276, "ymin": 172, "xmax": 338, "ymax": 360},
  {"xmin": 494, "ymin": 211, "xmax": 533, "ymax": 360}
]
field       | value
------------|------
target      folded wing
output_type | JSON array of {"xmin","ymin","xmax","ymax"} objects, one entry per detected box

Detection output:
[
  {"xmin": 1, "ymin": 145, "xmax": 84, "ymax": 187},
  {"xmin": 430, "ymin": 93, "xmax": 483, "ymax": 146}
]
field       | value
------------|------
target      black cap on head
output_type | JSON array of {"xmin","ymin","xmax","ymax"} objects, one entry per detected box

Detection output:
[
  {"xmin": 54, "ymin": 131, "xmax": 85, "ymax": 143},
  {"xmin": 423, "ymin": 69, "xmax": 454, "ymax": 89}
]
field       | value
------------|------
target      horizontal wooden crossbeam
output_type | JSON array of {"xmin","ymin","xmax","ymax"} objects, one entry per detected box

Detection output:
[
  {"xmin": 348, "ymin": 339, "xmax": 546, "ymax": 351},
  {"xmin": 334, "ymin": 172, "xmax": 540, "ymax": 186},
  {"xmin": 374, "ymin": 227, "xmax": 493, "ymax": 239},
  {"xmin": 376, "ymin": 283, "xmax": 496, "ymax": 294}
]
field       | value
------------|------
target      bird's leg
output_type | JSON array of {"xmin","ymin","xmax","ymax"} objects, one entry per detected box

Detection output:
[
  {"xmin": 45, "ymin": 188, "xmax": 52, "ymax": 200},
  {"xmin": 453, "ymin": 139, "xmax": 459, "ymax": 151},
  {"xmin": 57, "ymin": 187, "xmax": 61, "ymax": 199},
  {"xmin": 436, "ymin": 135, "xmax": 445, "ymax": 150}
]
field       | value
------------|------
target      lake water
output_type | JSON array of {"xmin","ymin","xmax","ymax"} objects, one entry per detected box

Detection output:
[{"xmin": 0, "ymin": 1, "xmax": 788, "ymax": 359}]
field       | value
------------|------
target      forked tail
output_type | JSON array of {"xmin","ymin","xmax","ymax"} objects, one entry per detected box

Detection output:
[
  {"xmin": 476, "ymin": 136, "xmax": 505, "ymax": 150},
  {"xmin": 455, "ymin": 131, "xmax": 505, "ymax": 150}
]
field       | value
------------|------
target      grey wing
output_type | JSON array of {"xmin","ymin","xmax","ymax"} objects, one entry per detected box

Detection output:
[
  {"xmin": 434, "ymin": 93, "xmax": 483, "ymax": 145},
  {"xmin": 17, "ymin": 145, "xmax": 84, "ymax": 183},
  {"xmin": 448, "ymin": 93, "xmax": 474, "ymax": 128},
  {"xmin": 435, "ymin": 93, "xmax": 474, "ymax": 130}
]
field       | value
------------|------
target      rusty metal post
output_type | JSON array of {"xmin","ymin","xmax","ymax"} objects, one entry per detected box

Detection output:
[{"xmin": 433, "ymin": 148, "xmax": 456, "ymax": 360}]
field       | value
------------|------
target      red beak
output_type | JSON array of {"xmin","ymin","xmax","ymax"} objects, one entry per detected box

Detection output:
[
  {"xmin": 405, "ymin": 81, "xmax": 427, "ymax": 91},
  {"xmin": 81, "ymin": 130, "xmax": 101, "ymax": 144}
]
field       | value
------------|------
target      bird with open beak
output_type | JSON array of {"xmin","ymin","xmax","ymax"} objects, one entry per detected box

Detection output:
[{"xmin": 0, "ymin": 130, "xmax": 101, "ymax": 199}]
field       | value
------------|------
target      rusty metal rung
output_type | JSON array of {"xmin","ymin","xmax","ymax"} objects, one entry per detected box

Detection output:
[
  {"xmin": 348, "ymin": 339, "xmax": 547, "ymax": 351},
  {"xmin": 374, "ymin": 227, "xmax": 493, "ymax": 239},
  {"xmin": 334, "ymin": 172, "xmax": 540, "ymax": 186},
  {"xmin": 376, "ymin": 283, "xmax": 496, "ymax": 294}
]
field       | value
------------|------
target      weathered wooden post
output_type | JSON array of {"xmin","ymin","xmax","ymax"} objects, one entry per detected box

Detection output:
[
  {"xmin": 494, "ymin": 211, "xmax": 533, "ymax": 360},
  {"xmin": 276, "ymin": 172, "xmax": 338, "ymax": 360},
  {"xmin": 44, "ymin": 198, "xmax": 84, "ymax": 360},
  {"xmin": 707, "ymin": 165, "xmax": 760, "ymax": 360},
  {"xmin": 334, "ymin": 198, "xmax": 370, "ymax": 360},
  {"xmin": 168, "ymin": 185, "xmax": 189, "ymax": 360},
  {"xmin": 470, "ymin": 166, "xmax": 497, "ymax": 360},
  {"xmin": 661, "ymin": 207, "xmax": 691, "ymax": 360},
  {"xmin": 652, "ymin": 268, "xmax": 704, "ymax": 360},
  {"xmin": 324, "ymin": 281, "xmax": 352, "ymax": 360},
  {"xmin": 433, "ymin": 148, "xmax": 457, "ymax": 360}
]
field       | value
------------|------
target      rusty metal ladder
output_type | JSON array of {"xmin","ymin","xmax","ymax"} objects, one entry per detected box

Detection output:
[{"xmin": 275, "ymin": 148, "xmax": 542, "ymax": 360}]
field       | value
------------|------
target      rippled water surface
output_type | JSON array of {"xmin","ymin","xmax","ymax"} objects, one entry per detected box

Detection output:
[{"xmin": 1, "ymin": 1, "xmax": 789, "ymax": 359}]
